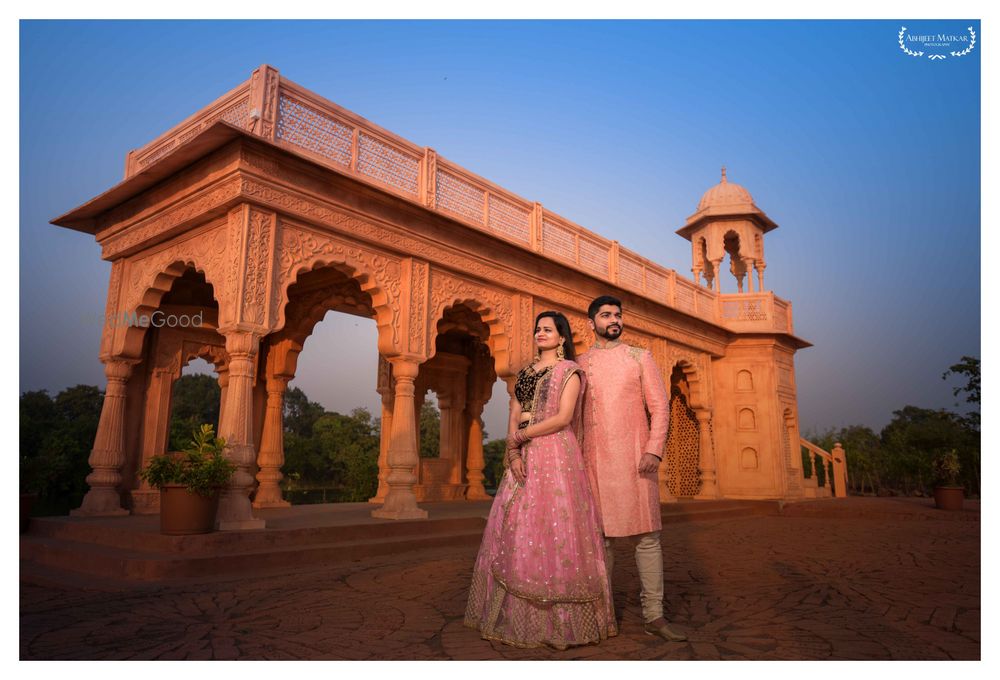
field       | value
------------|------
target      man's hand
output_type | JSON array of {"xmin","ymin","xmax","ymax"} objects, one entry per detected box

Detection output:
[{"xmin": 638, "ymin": 453, "xmax": 661, "ymax": 474}]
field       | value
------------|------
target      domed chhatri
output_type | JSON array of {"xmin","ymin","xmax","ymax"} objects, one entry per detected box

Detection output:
[
  {"xmin": 696, "ymin": 166, "xmax": 756, "ymax": 213},
  {"xmin": 676, "ymin": 167, "xmax": 779, "ymax": 294}
]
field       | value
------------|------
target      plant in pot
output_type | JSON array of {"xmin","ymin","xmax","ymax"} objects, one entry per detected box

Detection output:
[
  {"xmin": 932, "ymin": 449, "xmax": 964, "ymax": 511},
  {"xmin": 140, "ymin": 424, "xmax": 236, "ymax": 535}
]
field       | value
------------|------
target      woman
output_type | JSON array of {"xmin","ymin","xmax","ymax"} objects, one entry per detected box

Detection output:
[{"xmin": 464, "ymin": 311, "xmax": 617, "ymax": 649}]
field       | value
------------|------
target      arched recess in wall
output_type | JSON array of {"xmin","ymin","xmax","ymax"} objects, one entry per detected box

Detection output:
[
  {"xmin": 665, "ymin": 362, "xmax": 701, "ymax": 497},
  {"xmin": 736, "ymin": 369, "xmax": 754, "ymax": 392},
  {"xmin": 741, "ymin": 447, "xmax": 759, "ymax": 470}
]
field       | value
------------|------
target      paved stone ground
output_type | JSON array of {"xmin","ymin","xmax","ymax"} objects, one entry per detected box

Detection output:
[{"xmin": 20, "ymin": 498, "xmax": 980, "ymax": 660}]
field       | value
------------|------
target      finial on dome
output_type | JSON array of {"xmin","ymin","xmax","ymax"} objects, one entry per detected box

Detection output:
[{"xmin": 721, "ymin": 166, "xmax": 727, "ymax": 183}]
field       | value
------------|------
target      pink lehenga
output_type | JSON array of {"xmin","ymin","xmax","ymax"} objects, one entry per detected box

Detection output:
[{"xmin": 464, "ymin": 359, "xmax": 617, "ymax": 649}]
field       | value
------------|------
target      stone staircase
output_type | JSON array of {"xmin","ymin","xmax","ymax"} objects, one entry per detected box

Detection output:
[{"xmin": 21, "ymin": 499, "xmax": 784, "ymax": 585}]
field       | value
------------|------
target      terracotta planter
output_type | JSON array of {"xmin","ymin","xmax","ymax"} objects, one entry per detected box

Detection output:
[
  {"xmin": 934, "ymin": 486, "xmax": 965, "ymax": 511},
  {"xmin": 20, "ymin": 493, "xmax": 37, "ymax": 534},
  {"xmin": 159, "ymin": 484, "xmax": 220, "ymax": 535}
]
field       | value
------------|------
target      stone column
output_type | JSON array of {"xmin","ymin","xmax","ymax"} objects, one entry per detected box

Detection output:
[
  {"xmin": 131, "ymin": 367, "xmax": 176, "ymax": 514},
  {"xmin": 465, "ymin": 398, "xmax": 490, "ymax": 500},
  {"xmin": 253, "ymin": 375, "xmax": 291, "ymax": 508},
  {"xmin": 746, "ymin": 259, "xmax": 755, "ymax": 293},
  {"xmin": 755, "ymin": 262, "xmax": 766, "ymax": 291},
  {"xmin": 369, "ymin": 385, "xmax": 394, "ymax": 503},
  {"xmin": 832, "ymin": 443, "xmax": 848, "ymax": 498},
  {"xmin": 217, "ymin": 331, "xmax": 266, "ymax": 530},
  {"xmin": 712, "ymin": 259, "xmax": 723, "ymax": 294},
  {"xmin": 694, "ymin": 409, "xmax": 720, "ymax": 499},
  {"xmin": 72, "ymin": 359, "xmax": 136, "ymax": 516},
  {"xmin": 216, "ymin": 366, "xmax": 230, "ymax": 436},
  {"xmin": 372, "ymin": 358, "xmax": 428, "ymax": 519}
]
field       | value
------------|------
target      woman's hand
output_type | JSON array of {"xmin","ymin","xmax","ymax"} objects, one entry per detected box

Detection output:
[
  {"xmin": 506, "ymin": 432, "xmax": 523, "ymax": 450},
  {"xmin": 509, "ymin": 454, "xmax": 526, "ymax": 485}
]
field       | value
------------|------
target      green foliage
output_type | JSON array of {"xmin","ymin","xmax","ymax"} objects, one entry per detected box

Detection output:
[
  {"xmin": 483, "ymin": 439, "xmax": 506, "ymax": 492},
  {"xmin": 140, "ymin": 424, "xmax": 236, "ymax": 497},
  {"xmin": 284, "ymin": 387, "xmax": 327, "ymax": 437},
  {"xmin": 943, "ymin": 356, "xmax": 980, "ymax": 430},
  {"xmin": 19, "ymin": 386, "xmax": 103, "ymax": 515},
  {"xmin": 419, "ymin": 401, "xmax": 441, "ymax": 458},
  {"xmin": 281, "ymin": 406, "xmax": 381, "ymax": 503},
  {"xmin": 932, "ymin": 449, "xmax": 961, "ymax": 487},
  {"xmin": 168, "ymin": 374, "xmax": 221, "ymax": 451}
]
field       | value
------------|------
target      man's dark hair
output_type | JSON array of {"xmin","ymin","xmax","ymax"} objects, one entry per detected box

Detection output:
[{"xmin": 588, "ymin": 295, "xmax": 623, "ymax": 321}]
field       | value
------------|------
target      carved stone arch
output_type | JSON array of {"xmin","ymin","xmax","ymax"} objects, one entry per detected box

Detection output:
[
  {"xmin": 179, "ymin": 341, "xmax": 228, "ymax": 375},
  {"xmin": 280, "ymin": 282, "xmax": 376, "ymax": 349},
  {"xmin": 274, "ymin": 223, "xmax": 402, "ymax": 355},
  {"xmin": 427, "ymin": 270, "xmax": 513, "ymax": 375},
  {"xmin": 666, "ymin": 350, "xmax": 708, "ymax": 410},
  {"xmin": 118, "ymin": 237, "xmax": 227, "ymax": 359}
]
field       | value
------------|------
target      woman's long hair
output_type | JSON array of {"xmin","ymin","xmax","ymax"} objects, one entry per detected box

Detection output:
[{"xmin": 534, "ymin": 311, "xmax": 576, "ymax": 361}]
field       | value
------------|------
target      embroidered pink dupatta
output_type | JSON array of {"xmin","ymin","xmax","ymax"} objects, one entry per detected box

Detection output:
[{"xmin": 464, "ymin": 360, "xmax": 617, "ymax": 649}]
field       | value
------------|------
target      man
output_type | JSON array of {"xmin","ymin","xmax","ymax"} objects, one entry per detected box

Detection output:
[{"xmin": 577, "ymin": 295, "xmax": 687, "ymax": 642}]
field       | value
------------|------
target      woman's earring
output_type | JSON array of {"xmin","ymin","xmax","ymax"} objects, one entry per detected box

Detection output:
[{"xmin": 556, "ymin": 342, "xmax": 565, "ymax": 360}]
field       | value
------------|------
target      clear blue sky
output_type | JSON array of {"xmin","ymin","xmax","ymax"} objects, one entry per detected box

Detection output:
[{"xmin": 20, "ymin": 20, "xmax": 981, "ymax": 439}]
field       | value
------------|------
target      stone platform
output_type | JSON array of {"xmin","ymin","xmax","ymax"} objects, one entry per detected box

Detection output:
[
  {"xmin": 20, "ymin": 499, "xmax": 778, "ymax": 583},
  {"xmin": 20, "ymin": 497, "xmax": 980, "ymax": 660}
]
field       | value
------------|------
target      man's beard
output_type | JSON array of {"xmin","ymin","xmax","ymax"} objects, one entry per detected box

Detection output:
[{"xmin": 597, "ymin": 324, "xmax": 622, "ymax": 339}]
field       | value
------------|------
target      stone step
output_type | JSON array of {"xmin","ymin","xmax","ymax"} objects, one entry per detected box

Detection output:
[
  {"xmin": 21, "ymin": 528, "xmax": 486, "ymax": 582},
  {"xmin": 26, "ymin": 514, "xmax": 487, "ymax": 555}
]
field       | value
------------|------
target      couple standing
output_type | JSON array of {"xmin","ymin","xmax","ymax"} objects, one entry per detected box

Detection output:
[{"xmin": 464, "ymin": 295, "xmax": 687, "ymax": 649}]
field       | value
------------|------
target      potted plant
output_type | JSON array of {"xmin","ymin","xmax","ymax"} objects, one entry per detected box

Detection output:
[
  {"xmin": 140, "ymin": 424, "xmax": 236, "ymax": 534},
  {"xmin": 932, "ymin": 449, "xmax": 964, "ymax": 511}
]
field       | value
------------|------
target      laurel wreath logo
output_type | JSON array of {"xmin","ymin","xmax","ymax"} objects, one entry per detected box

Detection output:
[{"xmin": 899, "ymin": 26, "xmax": 977, "ymax": 61}]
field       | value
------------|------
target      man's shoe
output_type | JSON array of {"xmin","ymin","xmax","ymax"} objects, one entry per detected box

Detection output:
[{"xmin": 643, "ymin": 619, "xmax": 687, "ymax": 642}]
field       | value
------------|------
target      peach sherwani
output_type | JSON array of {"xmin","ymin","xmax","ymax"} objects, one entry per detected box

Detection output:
[{"xmin": 578, "ymin": 342, "xmax": 670, "ymax": 538}]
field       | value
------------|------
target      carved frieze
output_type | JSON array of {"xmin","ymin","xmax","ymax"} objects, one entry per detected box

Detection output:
[
  {"xmin": 408, "ymin": 259, "xmax": 429, "ymax": 356},
  {"xmin": 234, "ymin": 173, "xmax": 723, "ymax": 356},
  {"xmin": 101, "ymin": 176, "xmax": 243, "ymax": 259}
]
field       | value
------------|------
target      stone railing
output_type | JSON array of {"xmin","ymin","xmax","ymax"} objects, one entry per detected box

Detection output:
[
  {"xmin": 124, "ymin": 65, "xmax": 795, "ymax": 336},
  {"xmin": 800, "ymin": 439, "xmax": 848, "ymax": 498}
]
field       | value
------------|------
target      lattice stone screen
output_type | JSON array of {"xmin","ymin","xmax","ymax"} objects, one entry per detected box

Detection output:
[
  {"xmin": 487, "ymin": 194, "xmax": 530, "ymax": 243},
  {"xmin": 675, "ymin": 280, "xmax": 696, "ymax": 313},
  {"xmin": 357, "ymin": 133, "xmax": 420, "ymax": 197},
  {"xmin": 665, "ymin": 387, "xmax": 701, "ymax": 496},
  {"xmin": 578, "ymin": 238, "xmax": 610, "ymax": 277},
  {"xmin": 277, "ymin": 95, "xmax": 353, "ymax": 167},
  {"xmin": 436, "ymin": 170, "xmax": 485, "ymax": 225},
  {"xmin": 773, "ymin": 301, "xmax": 789, "ymax": 331},
  {"xmin": 722, "ymin": 299, "xmax": 767, "ymax": 321},
  {"xmin": 646, "ymin": 269, "xmax": 668, "ymax": 300},
  {"xmin": 541, "ymin": 219, "xmax": 575, "ymax": 262},
  {"xmin": 618, "ymin": 255, "xmax": 644, "ymax": 291}
]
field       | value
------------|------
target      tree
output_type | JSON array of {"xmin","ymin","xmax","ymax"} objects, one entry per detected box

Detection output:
[
  {"xmin": 283, "ymin": 386, "xmax": 326, "ymax": 437},
  {"xmin": 419, "ymin": 401, "xmax": 441, "ymax": 458},
  {"xmin": 168, "ymin": 374, "xmax": 221, "ymax": 451},
  {"xmin": 483, "ymin": 439, "xmax": 507, "ymax": 492},
  {"xmin": 880, "ymin": 406, "xmax": 976, "ymax": 496},
  {"xmin": 19, "ymin": 385, "xmax": 103, "ymax": 515},
  {"xmin": 943, "ymin": 356, "xmax": 980, "ymax": 430}
]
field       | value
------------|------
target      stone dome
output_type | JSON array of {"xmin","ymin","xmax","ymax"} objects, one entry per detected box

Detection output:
[{"xmin": 696, "ymin": 167, "xmax": 755, "ymax": 212}]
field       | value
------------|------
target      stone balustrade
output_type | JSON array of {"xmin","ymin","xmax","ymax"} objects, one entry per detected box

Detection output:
[{"xmin": 123, "ymin": 65, "xmax": 796, "ymax": 337}]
